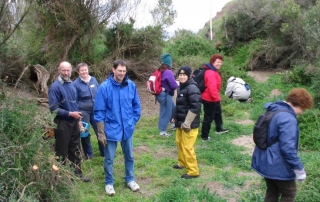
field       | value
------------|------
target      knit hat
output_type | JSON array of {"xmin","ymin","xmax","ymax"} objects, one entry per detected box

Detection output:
[
  {"xmin": 161, "ymin": 53, "xmax": 172, "ymax": 67},
  {"xmin": 177, "ymin": 66, "xmax": 192, "ymax": 79}
]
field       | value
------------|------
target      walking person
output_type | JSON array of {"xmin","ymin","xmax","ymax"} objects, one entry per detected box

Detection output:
[
  {"xmin": 156, "ymin": 53, "xmax": 178, "ymax": 137},
  {"xmin": 201, "ymin": 54, "xmax": 229, "ymax": 141},
  {"xmin": 48, "ymin": 61, "xmax": 90, "ymax": 182},
  {"xmin": 172, "ymin": 66, "xmax": 201, "ymax": 179},
  {"xmin": 74, "ymin": 62, "xmax": 104, "ymax": 158},
  {"xmin": 94, "ymin": 59, "xmax": 141, "ymax": 196},
  {"xmin": 251, "ymin": 88, "xmax": 313, "ymax": 201}
]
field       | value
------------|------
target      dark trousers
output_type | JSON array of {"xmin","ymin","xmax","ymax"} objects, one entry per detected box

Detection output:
[
  {"xmin": 264, "ymin": 178, "xmax": 297, "ymax": 202},
  {"xmin": 54, "ymin": 118, "xmax": 82, "ymax": 175},
  {"xmin": 80, "ymin": 110, "xmax": 105, "ymax": 157},
  {"xmin": 201, "ymin": 100, "xmax": 223, "ymax": 139}
]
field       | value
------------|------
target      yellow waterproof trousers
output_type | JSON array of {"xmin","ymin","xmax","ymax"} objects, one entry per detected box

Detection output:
[{"xmin": 175, "ymin": 128, "xmax": 199, "ymax": 176}]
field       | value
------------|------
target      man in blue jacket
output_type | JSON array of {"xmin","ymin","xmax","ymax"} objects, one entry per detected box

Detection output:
[
  {"xmin": 48, "ymin": 61, "xmax": 90, "ymax": 182},
  {"xmin": 94, "ymin": 59, "xmax": 141, "ymax": 196},
  {"xmin": 251, "ymin": 88, "xmax": 313, "ymax": 201}
]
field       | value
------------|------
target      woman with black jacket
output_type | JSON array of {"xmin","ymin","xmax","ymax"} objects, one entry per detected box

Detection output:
[{"xmin": 172, "ymin": 66, "xmax": 201, "ymax": 179}]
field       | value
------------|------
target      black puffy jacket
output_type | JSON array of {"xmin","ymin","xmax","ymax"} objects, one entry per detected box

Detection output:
[{"xmin": 173, "ymin": 78, "xmax": 201, "ymax": 128}]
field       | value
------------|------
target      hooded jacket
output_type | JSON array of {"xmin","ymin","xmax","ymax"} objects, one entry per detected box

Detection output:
[
  {"xmin": 225, "ymin": 77, "xmax": 251, "ymax": 100},
  {"xmin": 94, "ymin": 74, "xmax": 141, "ymax": 141},
  {"xmin": 173, "ymin": 78, "xmax": 201, "ymax": 128},
  {"xmin": 201, "ymin": 63, "xmax": 221, "ymax": 102},
  {"xmin": 251, "ymin": 101, "xmax": 304, "ymax": 180}
]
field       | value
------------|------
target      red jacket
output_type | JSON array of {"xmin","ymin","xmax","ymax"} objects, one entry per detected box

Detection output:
[{"xmin": 201, "ymin": 66, "xmax": 221, "ymax": 102}]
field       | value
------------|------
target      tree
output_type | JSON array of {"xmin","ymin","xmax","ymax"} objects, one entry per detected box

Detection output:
[{"xmin": 0, "ymin": 0, "xmax": 33, "ymax": 48}]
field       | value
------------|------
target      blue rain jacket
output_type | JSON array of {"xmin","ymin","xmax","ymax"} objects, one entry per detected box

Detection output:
[
  {"xmin": 94, "ymin": 74, "xmax": 141, "ymax": 141},
  {"xmin": 251, "ymin": 101, "xmax": 304, "ymax": 180}
]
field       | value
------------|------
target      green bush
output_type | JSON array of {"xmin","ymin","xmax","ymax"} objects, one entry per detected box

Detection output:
[
  {"xmin": 0, "ymin": 93, "xmax": 73, "ymax": 201},
  {"xmin": 298, "ymin": 110, "xmax": 320, "ymax": 151},
  {"xmin": 282, "ymin": 65, "xmax": 315, "ymax": 86}
]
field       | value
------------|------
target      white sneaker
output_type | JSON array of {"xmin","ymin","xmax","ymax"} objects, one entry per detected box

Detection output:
[
  {"xmin": 127, "ymin": 181, "xmax": 140, "ymax": 192},
  {"xmin": 160, "ymin": 131, "xmax": 172, "ymax": 137},
  {"xmin": 105, "ymin": 185, "xmax": 115, "ymax": 196}
]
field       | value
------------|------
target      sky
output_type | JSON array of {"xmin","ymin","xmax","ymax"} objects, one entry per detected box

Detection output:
[{"xmin": 135, "ymin": 0, "xmax": 233, "ymax": 33}]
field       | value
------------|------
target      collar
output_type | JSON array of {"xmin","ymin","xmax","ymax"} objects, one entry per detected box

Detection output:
[
  {"xmin": 58, "ymin": 75, "xmax": 71, "ymax": 84},
  {"xmin": 80, "ymin": 75, "xmax": 91, "ymax": 83}
]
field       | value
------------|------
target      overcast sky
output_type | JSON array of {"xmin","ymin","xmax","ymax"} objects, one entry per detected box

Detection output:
[{"xmin": 135, "ymin": 0, "xmax": 233, "ymax": 33}]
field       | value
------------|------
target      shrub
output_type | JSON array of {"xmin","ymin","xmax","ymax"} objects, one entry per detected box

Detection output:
[
  {"xmin": 298, "ymin": 109, "xmax": 320, "ymax": 151},
  {"xmin": 0, "ymin": 91, "xmax": 73, "ymax": 201},
  {"xmin": 282, "ymin": 65, "xmax": 315, "ymax": 86}
]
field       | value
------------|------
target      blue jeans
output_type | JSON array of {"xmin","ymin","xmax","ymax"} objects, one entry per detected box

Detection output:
[
  {"xmin": 156, "ymin": 92, "xmax": 174, "ymax": 131},
  {"xmin": 104, "ymin": 137, "xmax": 135, "ymax": 185}
]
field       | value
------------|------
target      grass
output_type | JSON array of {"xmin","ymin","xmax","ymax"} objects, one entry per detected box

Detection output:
[{"xmin": 71, "ymin": 73, "xmax": 320, "ymax": 202}]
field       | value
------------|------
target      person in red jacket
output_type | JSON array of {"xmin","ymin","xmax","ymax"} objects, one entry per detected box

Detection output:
[{"xmin": 201, "ymin": 54, "xmax": 229, "ymax": 141}]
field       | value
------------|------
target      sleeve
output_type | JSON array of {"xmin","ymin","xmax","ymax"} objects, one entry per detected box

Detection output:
[
  {"xmin": 132, "ymin": 84, "xmax": 141, "ymax": 125},
  {"xmin": 94, "ymin": 83, "xmax": 107, "ymax": 122},
  {"xmin": 163, "ymin": 70, "xmax": 178, "ymax": 91},
  {"xmin": 277, "ymin": 114, "xmax": 304, "ymax": 170},
  {"xmin": 188, "ymin": 85, "xmax": 201, "ymax": 114},
  {"xmin": 225, "ymin": 82, "xmax": 234, "ymax": 97},
  {"xmin": 48, "ymin": 85, "xmax": 69, "ymax": 117}
]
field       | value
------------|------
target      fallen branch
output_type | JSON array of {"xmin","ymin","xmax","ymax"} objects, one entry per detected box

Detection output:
[
  {"xmin": 13, "ymin": 65, "xmax": 30, "ymax": 91},
  {"xmin": 17, "ymin": 182, "xmax": 35, "ymax": 202}
]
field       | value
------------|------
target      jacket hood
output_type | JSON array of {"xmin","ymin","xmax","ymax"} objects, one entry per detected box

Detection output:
[
  {"xmin": 204, "ymin": 63, "xmax": 218, "ymax": 71},
  {"xmin": 264, "ymin": 101, "xmax": 296, "ymax": 116},
  {"xmin": 108, "ymin": 72, "xmax": 129, "ymax": 87}
]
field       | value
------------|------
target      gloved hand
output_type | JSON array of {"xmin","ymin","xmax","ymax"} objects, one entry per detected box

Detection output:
[
  {"xmin": 294, "ymin": 169, "xmax": 306, "ymax": 182},
  {"xmin": 181, "ymin": 110, "xmax": 197, "ymax": 132},
  {"xmin": 80, "ymin": 127, "xmax": 87, "ymax": 133},
  {"xmin": 97, "ymin": 122, "xmax": 107, "ymax": 147}
]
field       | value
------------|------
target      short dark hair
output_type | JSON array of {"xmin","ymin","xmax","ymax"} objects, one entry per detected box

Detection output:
[
  {"xmin": 286, "ymin": 88, "xmax": 313, "ymax": 110},
  {"xmin": 113, "ymin": 59, "xmax": 127, "ymax": 69},
  {"xmin": 210, "ymin": 54, "xmax": 223, "ymax": 64},
  {"xmin": 77, "ymin": 62, "xmax": 88, "ymax": 71}
]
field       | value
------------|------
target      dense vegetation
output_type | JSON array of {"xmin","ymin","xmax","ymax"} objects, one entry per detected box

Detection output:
[{"xmin": 1, "ymin": 0, "xmax": 320, "ymax": 201}]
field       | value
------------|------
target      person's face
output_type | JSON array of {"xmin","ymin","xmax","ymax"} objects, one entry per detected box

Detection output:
[
  {"xmin": 113, "ymin": 65, "xmax": 126, "ymax": 83},
  {"xmin": 212, "ymin": 59, "xmax": 223, "ymax": 69},
  {"xmin": 78, "ymin": 66, "xmax": 89, "ymax": 79},
  {"xmin": 178, "ymin": 73, "xmax": 188, "ymax": 84},
  {"xmin": 58, "ymin": 63, "xmax": 72, "ymax": 81}
]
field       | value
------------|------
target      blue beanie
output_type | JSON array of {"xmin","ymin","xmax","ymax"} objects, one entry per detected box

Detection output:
[{"xmin": 161, "ymin": 53, "xmax": 172, "ymax": 67}]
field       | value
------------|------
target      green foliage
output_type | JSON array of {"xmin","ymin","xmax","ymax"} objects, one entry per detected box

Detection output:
[
  {"xmin": 311, "ymin": 64, "xmax": 320, "ymax": 108},
  {"xmin": 298, "ymin": 110, "xmax": 320, "ymax": 151},
  {"xmin": 0, "ymin": 93, "xmax": 73, "ymax": 201},
  {"xmin": 281, "ymin": 65, "xmax": 315, "ymax": 85},
  {"xmin": 232, "ymin": 39, "xmax": 263, "ymax": 70},
  {"xmin": 165, "ymin": 30, "xmax": 216, "ymax": 66},
  {"xmin": 155, "ymin": 185, "xmax": 226, "ymax": 202}
]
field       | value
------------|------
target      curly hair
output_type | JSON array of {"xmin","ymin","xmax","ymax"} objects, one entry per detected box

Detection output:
[
  {"xmin": 210, "ymin": 54, "xmax": 223, "ymax": 64},
  {"xmin": 286, "ymin": 88, "xmax": 314, "ymax": 110}
]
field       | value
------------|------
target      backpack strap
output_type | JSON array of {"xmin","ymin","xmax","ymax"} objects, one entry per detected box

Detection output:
[{"xmin": 267, "ymin": 109, "xmax": 291, "ymax": 147}]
